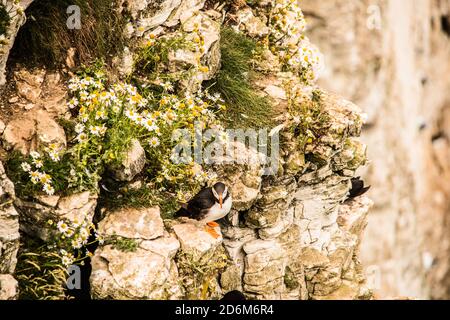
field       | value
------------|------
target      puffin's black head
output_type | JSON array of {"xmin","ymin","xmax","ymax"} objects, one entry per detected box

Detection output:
[{"xmin": 212, "ymin": 182, "xmax": 228, "ymax": 208}]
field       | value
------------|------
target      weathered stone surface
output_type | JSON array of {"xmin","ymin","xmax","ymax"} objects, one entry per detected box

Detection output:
[
  {"xmin": 0, "ymin": 205, "xmax": 19, "ymax": 274},
  {"xmin": 140, "ymin": 233, "xmax": 180, "ymax": 258},
  {"xmin": 17, "ymin": 191, "xmax": 97, "ymax": 240},
  {"xmin": 2, "ymin": 0, "xmax": 375, "ymax": 301},
  {"xmin": 0, "ymin": 161, "xmax": 19, "ymax": 275},
  {"xmin": 173, "ymin": 222, "xmax": 222, "ymax": 256},
  {"xmin": 2, "ymin": 109, "xmax": 66, "ymax": 155},
  {"xmin": 14, "ymin": 68, "xmax": 46, "ymax": 103},
  {"xmin": 210, "ymin": 141, "xmax": 264, "ymax": 211},
  {"xmin": 169, "ymin": 12, "xmax": 221, "ymax": 91},
  {"xmin": 166, "ymin": 0, "xmax": 206, "ymax": 26},
  {"xmin": 0, "ymin": 274, "xmax": 18, "ymax": 300},
  {"xmin": 302, "ymin": 0, "xmax": 450, "ymax": 299},
  {"xmin": 91, "ymin": 205, "xmax": 182, "ymax": 299},
  {"xmin": 90, "ymin": 245, "xmax": 182, "ymax": 299},
  {"xmin": 220, "ymin": 264, "xmax": 242, "ymax": 292},
  {"xmin": 0, "ymin": 1, "xmax": 34, "ymax": 86},
  {"xmin": 235, "ymin": 7, "xmax": 270, "ymax": 37},
  {"xmin": 126, "ymin": 0, "xmax": 182, "ymax": 30},
  {"xmin": 98, "ymin": 206, "xmax": 164, "ymax": 240},
  {"xmin": 110, "ymin": 139, "xmax": 146, "ymax": 182}
]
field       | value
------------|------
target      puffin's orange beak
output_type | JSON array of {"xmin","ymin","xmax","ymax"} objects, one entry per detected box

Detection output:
[{"xmin": 219, "ymin": 195, "xmax": 223, "ymax": 208}]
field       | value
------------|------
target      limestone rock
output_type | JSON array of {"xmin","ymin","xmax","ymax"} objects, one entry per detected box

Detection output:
[
  {"xmin": 98, "ymin": 206, "xmax": 164, "ymax": 240},
  {"xmin": 169, "ymin": 12, "xmax": 221, "ymax": 91},
  {"xmin": 126, "ymin": 0, "xmax": 182, "ymax": 31},
  {"xmin": 235, "ymin": 7, "xmax": 270, "ymax": 37},
  {"xmin": 242, "ymin": 239, "xmax": 286, "ymax": 299},
  {"xmin": 0, "ymin": 1, "xmax": 34, "ymax": 86},
  {"xmin": 91, "ymin": 205, "xmax": 182, "ymax": 299},
  {"xmin": 0, "ymin": 274, "xmax": 18, "ymax": 300},
  {"xmin": 109, "ymin": 139, "xmax": 146, "ymax": 182},
  {"xmin": 17, "ymin": 191, "xmax": 97, "ymax": 240},
  {"xmin": 14, "ymin": 68, "xmax": 46, "ymax": 103},
  {"xmin": 173, "ymin": 222, "xmax": 222, "ymax": 256},
  {"xmin": 114, "ymin": 47, "xmax": 134, "ymax": 77},
  {"xmin": 2, "ymin": 109, "xmax": 66, "ymax": 155},
  {"xmin": 0, "ymin": 161, "xmax": 19, "ymax": 275},
  {"xmin": 140, "ymin": 233, "xmax": 180, "ymax": 258},
  {"xmin": 220, "ymin": 264, "xmax": 243, "ymax": 292},
  {"xmin": 90, "ymin": 245, "xmax": 182, "ymax": 299},
  {"xmin": 166, "ymin": 0, "xmax": 207, "ymax": 26},
  {"xmin": 0, "ymin": 205, "xmax": 19, "ymax": 274},
  {"xmin": 209, "ymin": 141, "xmax": 265, "ymax": 211}
]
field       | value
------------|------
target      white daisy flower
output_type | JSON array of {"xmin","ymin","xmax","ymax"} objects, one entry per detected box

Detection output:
[
  {"xmin": 76, "ymin": 132, "xmax": 88, "ymax": 143},
  {"xmin": 57, "ymin": 221, "xmax": 69, "ymax": 234},
  {"xmin": 61, "ymin": 255, "xmax": 74, "ymax": 267},
  {"xmin": 125, "ymin": 108, "xmax": 138, "ymax": 121},
  {"xmin": 71, "ymin": 238, "xmax": 83, "ymax": 249},
  {"xmin": 68, "ymin": 98, "xmax": 79, "ymax": 109},
  {"xmin": 21, "ymin": 162, "xmax": 31, "ymax": 172},
  {"xmin": 89, "ymin": 126, "xmax": 101, "ymax": 136},
  {"xmin": 43, "ymin": 183, "xmax": 55, "ymax": 195},
  {"xmin": 29, "ymin": 171, "xmax": 41, "ymax": 184},
  {"xmin": 30, "ymin": 151, "xmax": 40, "ymax": 159},
  {"xmin": 79, "ymin": 91, "xmax": 89, "ymax": 101},
  {"xmin": 33, "ymin": 159, "xmax": 44, "ymax": 168},
  {"xmin": 75, "ymin": 123, "xmax": 85, "ymax": 134},
  {"xmin": 48, "ymin": 151, "xmax": 60, "ymax": 162},
  {"xmin": 148, "ymin": 137, "xmax": 160, "ymax": 147}
]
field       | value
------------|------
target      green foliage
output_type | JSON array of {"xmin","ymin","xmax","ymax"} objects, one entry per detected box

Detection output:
[
  {"xmin": 6, "ymin": 150, "xmax": 99, "ymax": 198},
  {"xmin": 15, "ymin": 236, "xmax": 68, "ymax": 300},
  {"xmin": 15, "ymin": 217, "xmax": 97, "ymax": 300},
  {"xmin": 176, "ymin": 247, "xmax": 230, "ymax": 300},
  {"xmin": 133, "ymin": 34, "xmax": 191, "ymax": 81},
  {"xmin": 107, "ymin": 236, "xmax": 138, "ymax": 252},
  {"xmin": 0, "ymin": 3, "xmax": 10, "ymax": 36},
  {"xmin": 287, "ymin": 88, "xmax": 330, "ymax": 152},
  {"xmin": 99, "ymin": 184, "xmax": 180, "ymax": 219},
  {"xmin": 11, "ymin": 0, "xmax": 126, "ymax": 67},
  {"xmin": 205, "ymin": 28, "xmax": 274, "ymax": 128}
]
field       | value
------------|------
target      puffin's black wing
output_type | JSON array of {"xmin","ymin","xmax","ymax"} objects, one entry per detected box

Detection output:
[
  {"xmin": 186, "ymin": 187, "xmax": 216, "ymax": 220},
  {"xmin": 174, "ymin": 207, "xmax": 191, "ymax": 217},
  {"xmin": 348, "ymin": 177, "xmax": 370, "ymax": 199},
  {"xmin": 174, "ymin": 187, "xmax": 216, "ymax": 220}
]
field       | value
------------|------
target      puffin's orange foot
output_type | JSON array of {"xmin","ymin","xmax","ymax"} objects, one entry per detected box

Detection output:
[
  {"xmin": 206, "ymin": 221, "xmax": 219, "ymax": 227},
  {"xmin": 204, "ymin": 226, "xmax": 220, "ymax": 239}
]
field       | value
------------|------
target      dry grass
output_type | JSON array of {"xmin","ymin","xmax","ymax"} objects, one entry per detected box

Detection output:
[{"xmin": 10, "ymin": 0, "xmax": 126, "ymax": 67}]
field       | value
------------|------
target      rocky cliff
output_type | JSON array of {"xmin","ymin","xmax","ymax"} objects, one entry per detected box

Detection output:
[
  {"xmin": 302, "ymin": 0, "xmax": 450, "ymax": 299},
  {"xmin": 0, "ymin": 0, "xmax": 373, "ymax": 300}
]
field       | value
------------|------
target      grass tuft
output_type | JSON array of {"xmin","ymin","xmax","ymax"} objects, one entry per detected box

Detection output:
[
  {"xmin": 205, "ymin": 28, "xmax": 275, "ymax": 129},
  {"xmin": 15, "ymin": 236, "xmax": 68, "ymax": 300},
  {"xmin": 10, "ymin": 0, "xmax": 126, "ymax": 67}
]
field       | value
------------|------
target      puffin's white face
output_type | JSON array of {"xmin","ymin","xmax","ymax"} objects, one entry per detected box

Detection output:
[{"xmin": 212, "ymin": 185, "xmax": 228, "ymax": 208}]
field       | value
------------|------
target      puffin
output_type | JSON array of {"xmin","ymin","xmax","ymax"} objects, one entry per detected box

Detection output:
[
  {"xmin": 175, "ymin": 182, "xmax": 232, "ymax": 238},
  {"xmin": 348, "ymin": 177, "xmax": 370, "ymax": 199}
]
